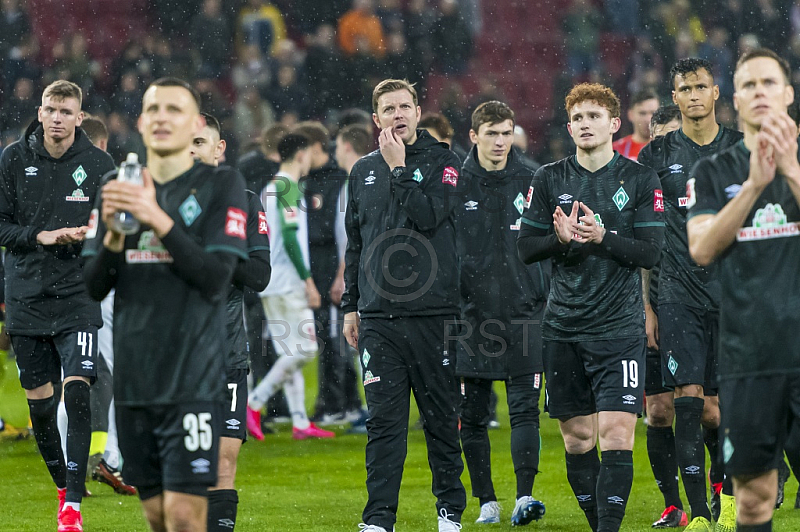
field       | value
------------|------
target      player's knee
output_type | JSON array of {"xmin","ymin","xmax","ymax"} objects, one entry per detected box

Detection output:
[
  {"xmin": 701, "ymin": 409, "xmax": 720, "ymax": 428},
  {"xmin": 27, "ymin": 394, "xmax": 56, "ymax": 421},
  {"xmin": 647, "ymin": 400, "xmax": 674, "ymax": 427},
  {"xmin": 163, "ymin": 500, "xmax": 203, "ymax": 532},
  {"xmin": 215, "ymin": 456, "xmax": 238, "ymax": 490},
  {"xmin": 736, "ymin": 488, "xmax": 774, "ymax": 522},
  {"xmin": 561, "ymin": 426, "xmax": 596, "ymax": 454},
  {"xmin": 142, "ymin": 506, "xmax": 166, "ymax": 532}
]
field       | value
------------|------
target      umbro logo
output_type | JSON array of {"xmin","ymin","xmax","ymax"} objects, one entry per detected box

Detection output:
[
  {"xmin": 669, "ymin": 164, "xmax": 683, "ymax": 173},
  {"xmin": 442, "ymin": 358, "xmax": 450, "ymax": 366},
  {"xmin": 81, "ymin": 360, "xmax": 94, "ymax": 370},
  {"xmin": 622, "ymin": 395, "xmax": 636, "ymax": 402},
  {"xmin": 25, "ymin": 166, "xmax": 38, "ymax": 176},
  {"xmin": 607, "ymin": 496, "xmax": 625, "ymax": 505},
  {"xmin": 576, "ymin": 494, "xmax": 592, "ymax": 502},
  {"xmin": 558, "ymin": 193, "xmax": 573, "ymax": 203},
  {"xmin": 218, "ymin": 519, "xmax": 235, "ymax": 529},
  {"xmin": 191, "ymin": 458, "xmax": 211, "ymax": 474},
  {"xmin": 365, "ymin": 175, "xmax": 376, "ymax": 185},
  {"xmin": 226, "ymin": 419, "xmax": 240, "ymax": 429},
  {"xmin": 464, "ymin": 200, "xmax": 478, "ymax": 211},
  {"xmin": 67, "ymin": 461, "xmax": 79, "ymax": 471},
  {"xmin": 725, "ymin": 184, "xmax": 742, "ymax": 199},
  {"xmin": 685, "ymin": 465, "xmax": 701, "ymax": 475}
]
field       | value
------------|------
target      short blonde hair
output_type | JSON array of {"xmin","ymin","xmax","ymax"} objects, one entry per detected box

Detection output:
[{"xmin": 372, "ymin": 79, "xmax": 418, "ymax": 113}]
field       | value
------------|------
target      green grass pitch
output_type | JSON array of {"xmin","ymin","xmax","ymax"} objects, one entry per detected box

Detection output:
[{"xmin": 1, "ymin": 355, "xmax": 799, "ymax": 531}]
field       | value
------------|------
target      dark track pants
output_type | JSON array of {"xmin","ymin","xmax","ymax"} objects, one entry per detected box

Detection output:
[
  {"xmin": 460, "ymin": 374, "xmax": 542, "ymax": 501},
  {"xmin": 360, "ymin": 315, "xmax": 466, "ymax": 529}
]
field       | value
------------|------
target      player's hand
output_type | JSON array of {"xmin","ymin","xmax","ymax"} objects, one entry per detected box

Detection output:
[
  {"xmin": 645, "ymin": 304, "xmax": 659, "ymax": 350},
  {"xmin": 343, "ymin": 311, "xmax": 360, "ymax": 349},
  {"xmin": 553, "ymin": 201, "xmax": 580, "ymax": 244},
  {"xmin": 329, "ymin": 273, "xmax": 345, "ymax": 306},
  {"xmin": 101, "ymin": 168, "xmax": 174, "ymax": 237},
  {"xmin": 379, "ymin": 127, "xmax": 406, "ymax": 169},
  {"xmin": 576, "ymin": 202, "xmax": 606, "ymax": 244},
  {"xmin": 759, "ymin": 111, "xmax": 800, "ymax": 183},
  {"xmin": 306, "ymin": 278, "xmax": 322, "ymax": 309},
  {"xmin": 36, "ymin": 226, "xmax": 88, "ymax": 246},
  {"xmin": 747, "ymin": 131, "xmax": 777, "ymax": 191}
]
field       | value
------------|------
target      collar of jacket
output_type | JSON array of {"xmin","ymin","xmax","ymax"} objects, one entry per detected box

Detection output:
[
  {"xmin": 463, "ymin": 144, "xmax": 525, "ymax": 187},
  {"xmin": 24, "ymin": 120, "xmax": 92, "ymax": 161},
  {"xmin": 404, "ymin": 129, "xmax": 448, "ymax": 155}
]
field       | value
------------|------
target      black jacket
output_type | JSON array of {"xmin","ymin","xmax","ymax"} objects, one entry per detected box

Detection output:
[
  {"xmin": 342, "ymin": 130, "xmax": 463, "ymax": 318},
  {"xmin": 304, "ymin": 157, "xmax": 347, "ymax": 299},
  {"xmin": 0, "ymin": 121, "xmax": 115, "ymax": 334},
  {"xmin": 455, "ymin": 146, "xmax": 550, "ymax": 378}
]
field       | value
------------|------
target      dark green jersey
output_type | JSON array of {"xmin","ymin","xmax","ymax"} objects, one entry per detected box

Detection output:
[
  {"xmin": 638, "ymin": 126, "xmax": 742, "ymax": 309},
  {"xmin": 688, "ymin": 140, "xmax": 800, "ymax": 378},
  {"xmin": 521, "ymin": 153, "xmax": 665, "ymax": 341},
  {"xmin": 83, "ymin": 163, "xmax": 249, "ymax": 405}
]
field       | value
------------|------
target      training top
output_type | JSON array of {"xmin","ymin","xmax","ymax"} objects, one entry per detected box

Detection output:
[
  {"xmin": 83, "ymin": 163, "xmax": 248, "ymax": 406},
  {"xmin": 455, "ymin": 146, "xmax": 550, "ymax": 379},
  {"xmin": 0, "ymin": 121, "xmax": 115, "ymax": 335},
  {"xmin": 638, "ymin": 126, "xmax": 742, "ymax": 310},
  {"xmin": 688, "ymin": 140, "xmax": 800, "ymax": 378},
  {"xmin": 342, "ymin": 130, "xmax": 463, "ymax": 318},
  {"xmin": 519, "ymin": 153, "xmax": 665, "ymax": 341}
]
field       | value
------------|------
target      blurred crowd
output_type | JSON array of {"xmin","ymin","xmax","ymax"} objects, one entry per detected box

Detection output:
[
  {"xmin": 0, "ymin": 0, "xmax": 478, "ymax": 165},
  {"xmin": 1, "ymin": 0, "xmax": 800, "ymax": 168}
]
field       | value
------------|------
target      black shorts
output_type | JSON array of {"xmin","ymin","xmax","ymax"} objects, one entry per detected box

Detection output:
[
  {"xmin": 645, "ymin": 346, "xmax": 671, "ymax": 396},
  {"xmin": 221, "ymin": 368, "xmax": 248, "ymax": 441},
  {"xmin": 116, "ymin": 401, "xmax": 221, "ymax": 498},
  {"xmin": 542, "ymin": 337, "xmax": 646, "ymax": 420},
  {"xmin": 13, "ymin": 328, "xmax": 99, "ymax": 390},
  {"xmin": 719, "ymin": 373, "xmax": 800, "ymax": 477},
  {"xmin": 659, "ymin": 304, "xmax": 718, "ymax": 393}
]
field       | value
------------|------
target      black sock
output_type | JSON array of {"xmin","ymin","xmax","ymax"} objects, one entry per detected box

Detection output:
[
  {"xmin": 703, "ymin": 426, "xmax": 722, "ymax": 485},
  {"xmin": 566, "ymin": 447, "xmax": 600, "ymax": 531},
  {"xmin": 646, "ymin": 425, "xmax": 682, "ymax": 509},
  {"xmin": 674, "ymin": 396, "xmax": 710, "ymax": 520},
  {"xmin": 511, "ymin": 421, "xmax": 540, "ymax": 499},
  {"xmin": 596, "ymin": 450, "xmax": 633, "ymax": 532},
  {"xmin": 64, "ymin": 381, "xmax": 91, "ymax": 503},
  {"xmin": 737, "ymin": 520, "xmax": 772, "ymax": 531},
  {"xmin": 722, "ymin": 474, "xmax": 733, "ymax": 496},
  {"xmin": 208, "ymin": 489, "xmax": 239, "ymax": 531},
  {"xmin": 28, "ymin": 395, "xmax": 66, "ymax": 489}
]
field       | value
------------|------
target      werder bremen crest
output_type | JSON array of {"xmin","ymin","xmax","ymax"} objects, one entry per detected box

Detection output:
[
  {"xmin": 613, "ymin": 186, "xmax": 629, "ymax": 211},
  {"xmin": 72, "ymin": 165, "xmax": 87, "ymax": 186},
  {"xmin": 179, "ymin": 195, "xmax": 202, "ymax": 226},
  {"xmin": 514, "ymin": 193, "xmax": 525, "ymax": 214}
]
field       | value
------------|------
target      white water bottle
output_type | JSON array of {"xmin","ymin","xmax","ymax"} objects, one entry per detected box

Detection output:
[{"xmin": 110, "ymin": 153, "xmax": 143, "ymax": 235}]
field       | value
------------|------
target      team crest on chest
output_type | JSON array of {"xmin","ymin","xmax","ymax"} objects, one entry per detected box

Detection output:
[
  {"xmin": 72, "ymin": 165, "xmax": 87, "ymax": 186},
  {"xmin": 514, "ymin": 193, "xmax": 525, "ymax": 214},
  {"xmin": 413, "ymin": 168, "xmax": 424, "ymax": 183},
  {"xmin": 179, "ymin": 195, "xmax": 202, "ymax": 226},
  {"xmin": 613, "ymin": 187, "xmax": 629, "ymax": 211}
]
